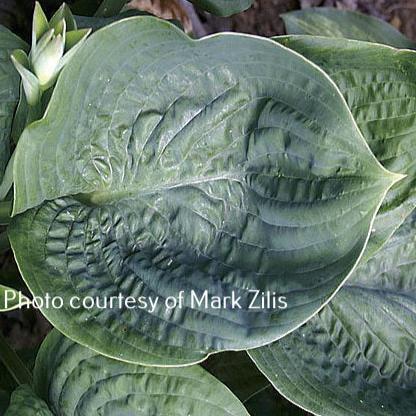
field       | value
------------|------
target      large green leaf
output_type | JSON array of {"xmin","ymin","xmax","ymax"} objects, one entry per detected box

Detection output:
[
  {"xmin": 282, "ymin": 8, "xmax": 416, "ymax": 49},
  {"xmin": 275, "ymin": 36, "xmax": 416, "ymax": 259},
  {"xmin": 188, "ymin": 0, "xmax": 253, "ymax": 16},
  {"xmin": 5, "ymin": 330, "xmax": 248, "ymax": 416},
  {"xmin": 0, "ymin": 26, "xmax": 27, "ymax": 181},
  {"xmin": 250, "ymin": 214, "xmax": 416, "ymax": 416},
  {"xmin": 10, "ymin": 17, "xmax": 400, "ymax": 365}
]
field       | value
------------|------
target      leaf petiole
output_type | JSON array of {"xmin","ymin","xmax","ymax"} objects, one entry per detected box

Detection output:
[
  {"xmin": 94, "ymin": 0, "xmax": 128, "ymax": 17},
  {"xmin": 0, "ymin": 332, "xmax": 33, "ymax": 387},
  {"xmin": 0, "ymin": 201, "xmax": 12, "ymax": 225}
]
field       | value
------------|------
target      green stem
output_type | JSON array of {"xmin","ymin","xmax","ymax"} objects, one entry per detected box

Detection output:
[
  {"xmin": 0, "ymin": 152, "xmax": 15, "ymax": 201},
  {"xmin": 0, "ymin": 332, "xmax": 33, "ymax": 386},
  {"xmin": 0, "ymin": 201, "xmax": 11, "ymax": 225},
  {"xmin": 27, "ymin": 98, "xmax": 44, "ymax": 127},
  {"xmin": 0, "ymin": 231, "xmax": 9, "ymax": 253},
  {"xmin": 94, "ymin": 0, "xmax": 127, "ymax": 17}
]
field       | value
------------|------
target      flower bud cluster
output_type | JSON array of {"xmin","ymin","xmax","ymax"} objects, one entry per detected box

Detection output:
[{"xmin": 11, "ymin": 2, "xmax": 91, "ymax": 105}]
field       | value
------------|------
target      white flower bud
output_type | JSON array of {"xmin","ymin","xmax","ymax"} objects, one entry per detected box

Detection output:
[
  {"xmin": 32, "ymin": 34, "xmax": 65, "ymax": 89},
  {"xmin": 12, "ymin": 2, "xmax": 90, "ymax": 104}
]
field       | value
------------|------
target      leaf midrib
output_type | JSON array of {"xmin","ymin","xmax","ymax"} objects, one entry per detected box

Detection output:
[
  {"xmin": 74, "ymin": 168, "xmax": 386, "ymax": 207},
  {"xmin": 74, "ymin": 172, "xmax": 244, "ymax": 205},
  {"xmin": 345, "ymin": 283, "xmax": 416, "ymax": 298}
]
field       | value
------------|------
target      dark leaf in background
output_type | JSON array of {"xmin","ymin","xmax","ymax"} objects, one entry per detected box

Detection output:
[
  {"xmin": 282, "ymin": 7, "xmax": 415, "ymax": 47},
  {"xmin": 203, "ymin": 351, "xmax": 309, "ymax": 415}
]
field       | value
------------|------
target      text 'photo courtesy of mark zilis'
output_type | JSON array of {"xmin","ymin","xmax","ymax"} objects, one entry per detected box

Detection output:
[{"xmin": 4, "ymin": 289, "xmax": 288, "ymax": 313}]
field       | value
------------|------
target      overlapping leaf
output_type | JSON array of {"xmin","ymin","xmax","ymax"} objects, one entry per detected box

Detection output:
[
  {"xmin": 250, "ymin": 214, "xmax": 416, "ymax": 416},
  {"xmin": 4, "ymin": 386, "xmax": 52, "ymax": 416},
  {"xmin": 6, "ymin": 330, "xmax": 249, "ymax": 415},
  {"xmin": 282, "ymin": 8, "xmax": 415, "ymax": 48},
  {"xmin": 275, "ymin": 36, "xmax": 416, "ymax": 258},
  {"xmin": 9, "ymin": 17, "xmax": 400, "ymax": 365},
  {"xmin": 0, "ymin": 26, "xmax": 27, "ymax": 180}
]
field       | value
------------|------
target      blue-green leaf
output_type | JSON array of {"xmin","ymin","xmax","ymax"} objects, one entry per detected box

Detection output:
[
  {"xmin": 275, "ymin": 36, "xmax": 416, "ymax": 259},
  {"xmin": 13, "ymin": 330, "xmax": 248, "ymax": 416},
  {"xmin": 10, "ymin": 17, "xmax": 401, "ymax": 366},
  {"xmin": 282, "ymin": 8, "xmax": 415, "ymax": 48}
]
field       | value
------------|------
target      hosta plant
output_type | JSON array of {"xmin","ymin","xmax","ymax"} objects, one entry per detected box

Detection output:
[{"xmin": 0, "ymin": 3, "xmax": 416, "ymax": 415}]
